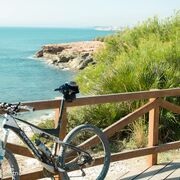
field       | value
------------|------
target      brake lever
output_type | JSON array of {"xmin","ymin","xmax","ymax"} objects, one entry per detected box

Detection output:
[{"xmin": 13, "ymin": 102, "xmax": 21, "ymax": 112}]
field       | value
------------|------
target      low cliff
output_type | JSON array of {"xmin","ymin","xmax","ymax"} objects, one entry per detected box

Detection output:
[{"xmin": 35, "ymin": 41, "xmax": 104, "ymax": 70}]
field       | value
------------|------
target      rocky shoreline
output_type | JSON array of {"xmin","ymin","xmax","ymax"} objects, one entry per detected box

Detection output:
[{"xmin": 35, "ymin": 41, "xmax": 104, "ymax": 70}]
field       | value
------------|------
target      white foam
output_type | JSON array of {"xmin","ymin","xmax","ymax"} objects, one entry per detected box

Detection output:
[{"xmin": 27, "ymin": 55, "xmax": 44, "ymax": 61}]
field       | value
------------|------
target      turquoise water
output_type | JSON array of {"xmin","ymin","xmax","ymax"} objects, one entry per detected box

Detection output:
[{"xmin": 0, "ymin": 27, "xmax": 112, "ymax": 103}]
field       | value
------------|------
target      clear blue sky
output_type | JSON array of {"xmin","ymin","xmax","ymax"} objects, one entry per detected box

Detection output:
[{"xmin": 0, "ymin": 0, "xmax": 179, "ymax": 27}]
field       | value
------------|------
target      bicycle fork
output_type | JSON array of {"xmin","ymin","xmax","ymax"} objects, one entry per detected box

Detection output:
[
  {"xmin": 0, "ymin": 113, "xmax": 10, "ymax": 162},
  {"xmin": 0, "ymin": 128, "xmax": 9, "ymax": 160},
  {"xmin": 0, "ymin": 127, "xmax": 9, "ymax": 179}
]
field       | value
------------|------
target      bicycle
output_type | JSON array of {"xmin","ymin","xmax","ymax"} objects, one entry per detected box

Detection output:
[{"xmin": 0, "ymin": 82, "xmax": 110, "ymax": 180}]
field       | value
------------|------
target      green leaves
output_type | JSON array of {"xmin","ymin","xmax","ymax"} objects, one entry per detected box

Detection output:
[
  {"xmin": 74, "ymin": 13, "xmax": 180, "ymax": 143},
  {"xmin": 77, "ymin": 13, "xmax": 180, "ymax": 94}
]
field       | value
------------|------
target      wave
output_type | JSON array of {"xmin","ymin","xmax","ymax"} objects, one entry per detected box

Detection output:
[{"xmin": 26, "ymin": 55, "xmax": 43, "ymax": 60}]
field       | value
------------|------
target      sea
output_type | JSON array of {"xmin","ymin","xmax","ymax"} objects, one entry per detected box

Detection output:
[{"xmin": 0, "ymin": 27, "xmax": 113, "ymax": 121}]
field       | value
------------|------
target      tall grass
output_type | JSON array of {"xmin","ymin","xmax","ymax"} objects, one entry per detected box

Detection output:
[
  {"xmin": 127, "ymin": 118, "xmax": 148, "ymax": 149},
  {"xmin": 70, "ymin": 13, "xmax": 180, "ymax": 145}
]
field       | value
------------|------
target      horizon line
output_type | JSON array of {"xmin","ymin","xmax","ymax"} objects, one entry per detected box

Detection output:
[{"xmin": 0, "ymin": 25, "xmax": 121, "ymax": 29}]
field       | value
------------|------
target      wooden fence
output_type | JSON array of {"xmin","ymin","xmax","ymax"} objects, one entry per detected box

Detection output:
[{"xmin": 1, "ymin": 88, "xmax": 180, "ymax": 180}]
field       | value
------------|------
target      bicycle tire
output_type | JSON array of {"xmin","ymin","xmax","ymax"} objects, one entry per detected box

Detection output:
[
  {"xmin": 59, "ymin": 124, "xmax": 110, "ymax": 180},
  {"xmin": 0, "ymin": 148, "xmax": 20, "ymax": 180}
]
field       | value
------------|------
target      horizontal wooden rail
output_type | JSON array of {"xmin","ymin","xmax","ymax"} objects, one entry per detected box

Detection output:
[
  {"xmin": 75, "ymin": 98, "xmax": 160, "ymax": 149},
  {"xmin": 19, "ymin": 140, "xmax": 180, "ymax": 177},
  {"xmin": 4, "ymin": 170, "xmax": 44, "ymax": 180},
  {"xmin": 111, "ymin": 141, "xmax": 180, "ymax": 162},
  {"xmin": 0, "ymin": 99, "xmax": 61, "ymax": 114},
  {"xmin": 1, "ymin": 88, "xmax": 179, "ymax": 180},
  {"xmin": 64, "ymin": 88, "xmax": 180, "ymax": 107},
  {"xmin": 94, "ymin": 140, "xmax": 180, "ymax": 166},
  {"xmin": 0, "ymin": 88, "xmax": 179, "ymax": 114},
  {"xmin": 6, "ymin": 143, "xmax": 34, "ymax": 158},
  {"xmin": 160, "ymin": 99, "xmax": 180, "ymax": 114},
  {"xmin": 19, "ymin": 170, "xmax": 44, "ymax": 180},
  {"xmin": 22, "ymin": 99, "xmax": 61, "ymax": 111}
]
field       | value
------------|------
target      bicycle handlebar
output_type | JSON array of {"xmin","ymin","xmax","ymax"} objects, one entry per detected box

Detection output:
[{"xmin": 0, "ymin": 102, "xmax": 34, "ymax": 114}]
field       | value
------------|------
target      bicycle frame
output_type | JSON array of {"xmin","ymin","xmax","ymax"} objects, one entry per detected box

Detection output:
[
  {"xmin": 1, "ymin": 113, "xmax": 64, "ymax": 173},
  {"xmin": 0, "ymin": 98, "xmax": 91, "ymax": 174}
]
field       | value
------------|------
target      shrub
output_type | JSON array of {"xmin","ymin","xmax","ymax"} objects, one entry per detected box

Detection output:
[
  {"xmin": 31, "ymin": 119, "xmax": 54, "ymax": 146},
  {"xmin": 73, "ymin": 12, "xmax": 180, "ymax": 143},
  {"xmin": 126, "ymin": 118, "xmax": 148, "ymax": 149}
]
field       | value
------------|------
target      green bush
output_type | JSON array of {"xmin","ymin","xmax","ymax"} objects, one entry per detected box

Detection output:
[
  {"xmin": 31, "ymin": 119, "xmax": 54, "ymax": 146},
  {"xmin": 68, "ymin": 103, "xmax": 128, "ymax": 130},
  {"xmin": 72, "ymin": 13, "xmax": 180, "ymax": 144}
]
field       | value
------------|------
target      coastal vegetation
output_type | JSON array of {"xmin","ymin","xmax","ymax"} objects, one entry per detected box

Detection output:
[
  {"xmin": 68, "ymin": 13, "xmax": 180, "ymax": 149},
  {"xmin": 35, "ymin": 13, "xmax": 179, "ymax": 151},
  {"xmin": 31, "ymin": 120, "xmax": 54, "ymax": 147}
]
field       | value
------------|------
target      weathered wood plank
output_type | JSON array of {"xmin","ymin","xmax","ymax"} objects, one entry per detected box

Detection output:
[
  {"xmin": 19, "ymin": 170, "xmax": 45, "ymax": 180},
  {"xmin": 22, "ymin": 99, "xmax": 61, "ymax": 110},
  {"xmin": 160, "ymin": 99, "xmax": 180, "ymax": 114},
  {"xmin": 6, "ymin": 143, "xmax": 34, "ymax": 158},
  {"xmin": 148, "ymin": 98, "xmax": 160, "ymax": 166},
  {"xmin": 105, "ymin": 98, "xmax": 160, "ymax": 138},
  {"xmin": 3, "ymin": 170, "xmax": 44, "ymax": 180},
  {"xmin": 94, "ymin": 141, "xmax": 180, "ymax": 166},
  {"xmin": 167, "ymin": 162, "xmax": 180, "ymax": 179},
  {"xmin": 54, "ymin": 105, "xmax": 68, "ymax": 180},
  {"xmin": 134, "ymin": 162, "xmax": 171, "ymax": 180},
  {"xmin": 1, "ymin": 88, "xmax": 179, "ymax": 114},
  {"xmin": 76, "ymin": 99, "xmax": 160, "ymax": 150},
  {"xmin": 65, "ymin": 88, "xmax": 180, "ymax": 107},
  {"xmin": 59, "ymin": 106, "xmax": 68, "ymax": 140},
  {"xmin": 54, "ymin": 107, "xmax": 61, "ymax": 180},
  {"xmin": 150, "ymin": 160, "xmax": 180, "ymax": 180},
  {"xmin": 0, "ymin": 99, "xmax": 62, "ymax": 114}
]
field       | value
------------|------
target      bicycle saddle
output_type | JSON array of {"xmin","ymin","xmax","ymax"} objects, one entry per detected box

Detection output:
[{"xmin": 55, "ymin": 81, "xmax": 79, "ymax": 102}]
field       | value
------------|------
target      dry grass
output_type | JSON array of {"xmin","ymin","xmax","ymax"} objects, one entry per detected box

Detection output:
[{"xmin": 126, "ymin": 118, "xmax": 148, "ymax": 149}]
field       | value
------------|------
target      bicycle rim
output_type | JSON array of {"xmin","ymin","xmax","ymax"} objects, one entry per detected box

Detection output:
[{"xmin": 59, "ymin": 124, "xmax": 110, "ymax": 180}]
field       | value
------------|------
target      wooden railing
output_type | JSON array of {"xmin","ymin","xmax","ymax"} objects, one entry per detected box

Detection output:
[{"xmin": 1, "ymin": 88, "xmax": 180, "ymax": 180}]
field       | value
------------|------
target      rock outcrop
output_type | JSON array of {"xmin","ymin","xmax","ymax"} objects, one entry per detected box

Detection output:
[{"xmin": 35, "ymin": 41, "xmax": 104, "ymax": 70}]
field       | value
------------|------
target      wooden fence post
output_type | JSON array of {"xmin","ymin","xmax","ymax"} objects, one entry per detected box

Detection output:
[
  {"xmin": 59, "ymin": 105, "xmax": 68, "ymax": 140},
  {"xmin": 54, "ymin": 99, "xmax": 68, "ymax": 140},
  {"xmin": 148, "ymin": 98, "xmax": 160, "ymax": 167},
  {"xmin": 54, "ymin": 103, "xmax": 68, "ymax": 180},
  {"xmin": 54, "ymin": 107, "xmax": 60, "ymax": 128},
  {"xmin": 54, "ymin": 107, "xmax": 60, "ymax": 180}
]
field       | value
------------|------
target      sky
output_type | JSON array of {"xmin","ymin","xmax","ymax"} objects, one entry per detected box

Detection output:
[{"xmin": 0, "ymin": 0, "xmax": 179, "ymax": 27}]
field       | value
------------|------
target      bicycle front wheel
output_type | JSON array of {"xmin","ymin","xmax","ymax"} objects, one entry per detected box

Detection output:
[
  {"xmin": 0, "ymin": 148, "xmax": 20, "ymax": 180},
  {"xmin": 59, "ymin": 124, "xmax": 110, "ymax": 180}
]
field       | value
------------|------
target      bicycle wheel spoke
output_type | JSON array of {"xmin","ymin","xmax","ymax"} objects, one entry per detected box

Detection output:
[{"xmin": 59, "ymin": 124, "xmax": 110, "ymax": 180}]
